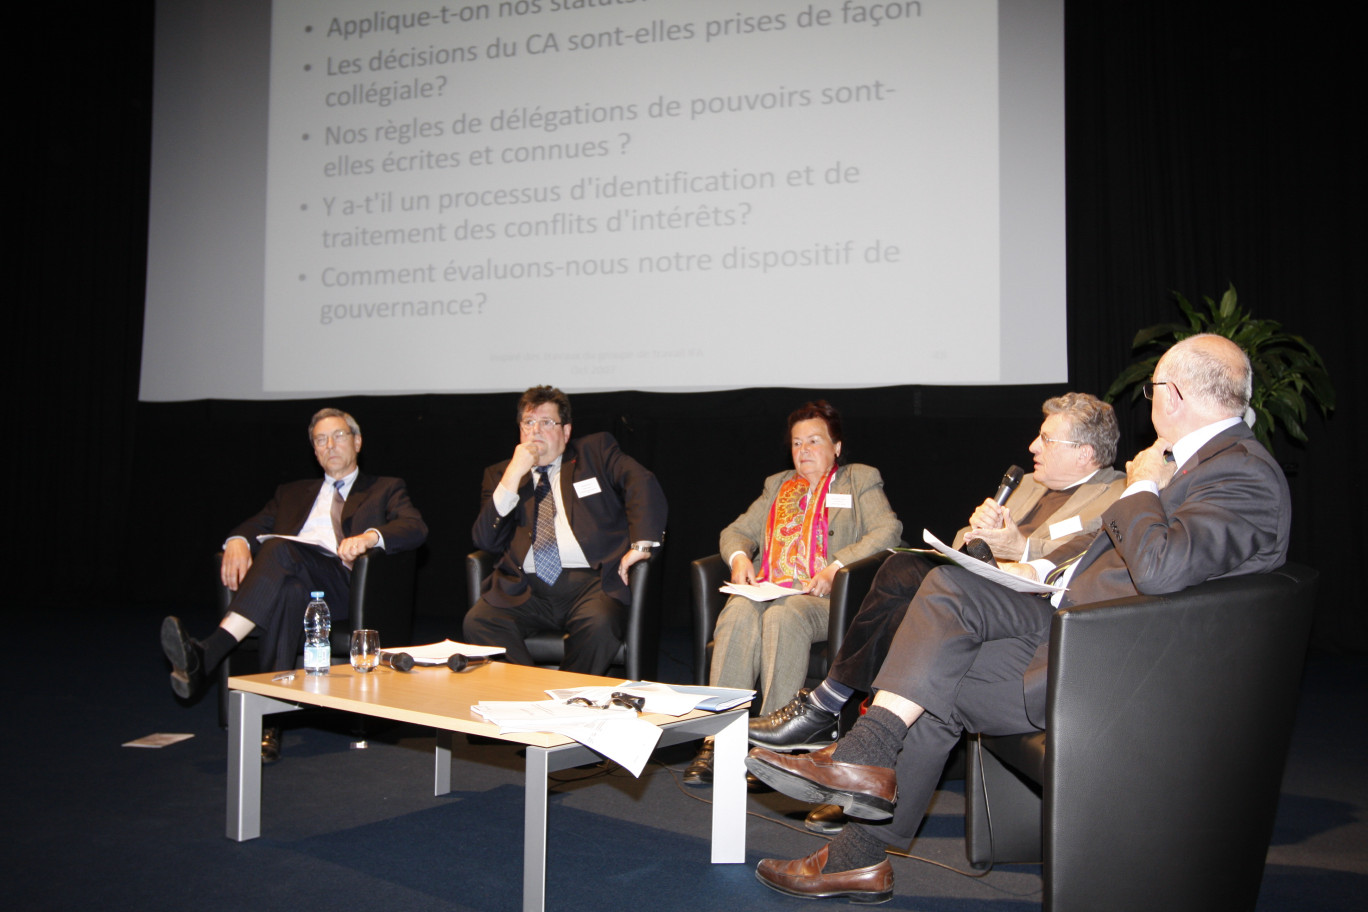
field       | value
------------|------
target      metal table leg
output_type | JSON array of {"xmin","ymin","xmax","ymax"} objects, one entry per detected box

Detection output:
[
  {"xmin": 710, "ymin": 710, "xmax": 748, "ymax": 862},
  {"xmin": 225, "ymin": 689, "xmax": 300, "ymax": 841}
]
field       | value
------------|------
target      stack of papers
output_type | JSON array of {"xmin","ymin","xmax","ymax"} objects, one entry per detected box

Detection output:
[{"xmin": 471, "ymin": 681, "xmax": 753, "ymax": 776}]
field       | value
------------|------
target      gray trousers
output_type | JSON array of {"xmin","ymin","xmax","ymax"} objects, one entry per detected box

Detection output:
[
  {"xmin": 709, "ymin": 592, "xmax": 829, "ymax": 715},
  {"xmin": 861, "ymin": 564, "xmax": 1051, "ymax": 844}
]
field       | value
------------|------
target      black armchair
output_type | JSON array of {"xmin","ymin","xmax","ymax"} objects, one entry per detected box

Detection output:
[
  {"xmin": 689, "ymin": 550, "xmax": 894, "ymax": 687},
  {"xmin": 464, "ymin": 549, "xmax": 660, "ymax": 681},
  {"xmin": 215, "ymin": 549, "xmax": 418, "ymax": 726},
  {"xmin": 963, "ymin": 562, "xmax": 1318, "ymax": 912}
]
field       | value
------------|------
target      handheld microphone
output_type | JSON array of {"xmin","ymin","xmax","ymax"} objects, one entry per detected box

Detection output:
[
  {"xmin": 994, "ymin": 465, "xmax": 1026, "ymax": 505},
  {"xmin": 379, "ymin": 651, "xmax": 414, "ymax": 672},
  {"xmin": 961, "ymin": 538, "xmax": 997, "ymax": 568},
  {"xmin": 448, "ymin": 654, "xmax": 494, "ymax": 673}
]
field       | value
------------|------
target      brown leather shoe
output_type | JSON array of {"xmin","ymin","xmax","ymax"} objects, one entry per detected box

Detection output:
[
  {"xmin": 804, "ymin": 803, "xmax": 848, "ymax": 835},
  {"xmin": 755, "ymin": 843, "xmax": 893, "ymax": 904},
  {"xmin": 745, "ymin": 743, "xmax": 896, "ymax": 820},
  {"xmin": 261, "ymin": 726, "xmax": 282, "ymax": 764}
]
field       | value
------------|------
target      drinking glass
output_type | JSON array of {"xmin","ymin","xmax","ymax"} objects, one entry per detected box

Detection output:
[{"xmin": 350, "ymin": 629, "xmax": 380, "ymax": 672}]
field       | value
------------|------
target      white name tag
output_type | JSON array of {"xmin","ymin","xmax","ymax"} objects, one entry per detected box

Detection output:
[
  {"xmin": 1049, "ymin": 515, "xmax": 1083, "ymax": 540},
  {"xmin": 573, "ymin": 477, "xmax": 602, "ymax": 498},
  {"xmin": 825, "ymin": 492, "xmax": 852, "ymax": 509}
]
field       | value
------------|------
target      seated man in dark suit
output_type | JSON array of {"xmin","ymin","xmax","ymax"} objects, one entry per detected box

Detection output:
[
  {"xmin": 464, "ymin": 385, "xmax": 668, "ymax": 676},
  {"xmin": 744, "ymin": 335, "xmax": 1292, "ymax": 903},
  {"xmin": 160, "ymin": 408, "xmax": 428, "ymax": 716}
]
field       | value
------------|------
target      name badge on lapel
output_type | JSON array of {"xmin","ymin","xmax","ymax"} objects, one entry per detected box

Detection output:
[
  {"xmin": 825, "ymin": 493, "xmax": 852, "ymax": 509},
  {"xmin": 573, "ymin": 477, "xmax": 602, "ymax": 498},
  {"xmin": 1049, "ymin": 515, "xmax": 1083, "ymax": 540}
]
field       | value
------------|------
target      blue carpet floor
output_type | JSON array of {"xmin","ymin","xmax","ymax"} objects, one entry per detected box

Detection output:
[{"xmin": 8, "ymin": 603, "xmax": 1365, "ymax": 911}]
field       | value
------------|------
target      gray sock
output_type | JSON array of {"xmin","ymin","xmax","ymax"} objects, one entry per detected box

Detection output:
[
  {"xmin": 810, "ymin": 679, "xmax": 853, "ymax": 715},
  {"xmin": 830, "ymin": 706, "xmax": 907, "ymax": 769}
]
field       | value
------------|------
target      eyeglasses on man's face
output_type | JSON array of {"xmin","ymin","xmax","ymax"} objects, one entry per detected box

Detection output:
[
  {"xmin": 1142, "ymin": 380, "xmax": 1184, "ymax": 401},
  {"xmin": 520, "ymin": 417, "xmax": 564, "ymax": 432},
  {"xmin": 1038, "ymin": 434, "xmax": 1083, "ymax": 449},
  {"xmin": 312, "ymin": 429, "xmax": 354, "ymax": 448}
]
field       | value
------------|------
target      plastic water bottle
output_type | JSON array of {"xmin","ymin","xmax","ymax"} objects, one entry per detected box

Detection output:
[{"xmin": 303, "ymin": 591, "xmax": 331, "ymax": 675}]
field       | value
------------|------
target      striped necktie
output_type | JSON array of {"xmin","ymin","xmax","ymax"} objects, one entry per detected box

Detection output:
[{"xmin": 532, "ymin": 467, "xmax": 562, "ymax": 584}]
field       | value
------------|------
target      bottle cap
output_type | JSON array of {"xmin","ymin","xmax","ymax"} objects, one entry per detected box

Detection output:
[{"xmin": 310, "ymin": 591, "xmax": 325, "ymax": 598}]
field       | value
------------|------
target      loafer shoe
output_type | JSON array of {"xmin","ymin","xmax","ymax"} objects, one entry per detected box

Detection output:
[
  {"xmin": 748, "ymin": 689, "xmax": 839, "ymax": 751},
  {"xmin": 804, "ymin": 803, "xmax": 849, "ymax": 835},
  {"xmin": 161, "ymin": 616, "xmax": 206, "ymax": 700},
  {"xmin": 683, "ymin": 739, "xmax": 713, "ymax": 787},
  {"xmin": 756, "ymin": 843, "xmax": 893, "ymax": 904},
  {"xmin": 745, "ymin": 743, "xmax": 896, "ymax": 821},
  {"xmin": 261, "ymin": 726, "xmax": 282, "ymax": 764}
]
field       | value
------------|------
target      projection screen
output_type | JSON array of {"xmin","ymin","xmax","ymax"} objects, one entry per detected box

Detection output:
[{"xmin": 142, "ymin": 0, "xmax": 1064, "ymax": 400}]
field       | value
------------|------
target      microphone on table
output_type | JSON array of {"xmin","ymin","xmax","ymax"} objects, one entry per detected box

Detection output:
[
  {"xmin": 448, "ymin": 654, "xmax": 494, "ymax": 673},
  {"xmin": 379, "ymin": 652, "xmax": 414, "ymax": 672}
]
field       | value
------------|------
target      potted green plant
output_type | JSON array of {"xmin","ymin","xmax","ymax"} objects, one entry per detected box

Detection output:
[{"xmin": 1106, "ymin": 284, "xmax": 1335, "ymax": 451}]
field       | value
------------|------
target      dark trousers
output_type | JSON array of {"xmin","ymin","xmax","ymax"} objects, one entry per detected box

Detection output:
[
  {"xmin": 826, "ymin": 551, "xmax": 938, "ymax": 692},
  {"xmin": 464, "ymin": 567, "xmax": 624, "ymax": 675},
  {"xmin": 860, "ymin": 565, "xmax": 1051, "ymax": 844},
  {"xmin": 228, "ymin": 538, "xmax": 351, "ymax": 673}
]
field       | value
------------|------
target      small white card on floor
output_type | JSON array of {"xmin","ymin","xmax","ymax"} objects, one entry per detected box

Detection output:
[{"xmin": 123, "ymin": 733, "xmax": 195, "ymax": 748}]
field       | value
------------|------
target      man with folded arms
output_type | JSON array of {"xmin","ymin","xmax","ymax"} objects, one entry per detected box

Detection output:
[{"xmin": 745, "ymin": 335, "xmax": 1291, "ymax": 903}]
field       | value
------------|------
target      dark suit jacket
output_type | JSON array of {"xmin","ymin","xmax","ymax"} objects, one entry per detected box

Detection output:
[
  {"xmin": 1022, "ymin": 423, "xmax": 1291, "ymax": 725},
  {"xmin": 230, "ymin": 472, "xmax": 428, "ymax": 557},
  {"xmin": 472, "ymin": 432, "xmax": 668, "ymax": 608}
]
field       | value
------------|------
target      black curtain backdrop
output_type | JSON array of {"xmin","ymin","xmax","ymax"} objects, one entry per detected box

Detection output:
[{"xmin": 18, "ymin": 1, "xmax": 1364, "ymax": 651}]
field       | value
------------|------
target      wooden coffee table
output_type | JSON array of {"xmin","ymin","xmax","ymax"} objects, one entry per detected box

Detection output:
[{"xmin": 226, "ymin": 662, "xmax": 749, "ymax": 912}]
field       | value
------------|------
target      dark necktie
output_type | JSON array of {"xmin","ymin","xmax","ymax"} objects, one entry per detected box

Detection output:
[
  {"xmin": 330, "ymin": 479, "xmax": 345, "ymax": 544},
  {"xmin": 331, "ymin": 480, "xmax": 353, "ymax": 568},
  {"xmin": 532, "ymin": 467, "xmax": 562, "ymax": 584}
]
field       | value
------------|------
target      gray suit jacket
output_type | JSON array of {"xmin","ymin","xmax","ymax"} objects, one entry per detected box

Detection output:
[
  {"xmin": 1022, "ymin": 423, "xmax": 1292, "ymax": 725},
  {"xmin": 950, "ymin": 468, "xmax": 1127, "ymax": 560},
  {"xmin": 721, "ymin": 463, "xmax": 903, "ymax": 574}
]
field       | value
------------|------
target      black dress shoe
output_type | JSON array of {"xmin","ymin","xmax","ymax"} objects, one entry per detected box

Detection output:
[
  {"xmin": 683, "ymin": 738, "xmax": 714, "ymax": 787},
  {"xmin": 748, "ymin": 689, "xmax": 839, "ymax": 751},
  {"xmin": 261, "ymin": 726, "xmax": 282, "ymax": 764},
  {"xmin": 804, "ymin": 803, "xmax": 848, "ymax": 835},
  {"xmin": 161, "ymin": 616, "xmax": 206, "ymax": 700}
]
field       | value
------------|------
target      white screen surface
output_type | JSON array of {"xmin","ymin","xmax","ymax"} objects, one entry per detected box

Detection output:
[{"xmin": 143, "ymin": 0, "xmax": 1064, "ymax": 400}]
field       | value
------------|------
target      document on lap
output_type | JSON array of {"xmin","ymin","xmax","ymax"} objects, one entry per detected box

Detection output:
[
  {"xmin": 921, "ymin": 528, "xmax": 1067, "ymax": 595},
  {"xmin": 256, "ymin": 532, "xmax": 338, "ymax": 555},
  {"xmin": 719, "ymin": 580, "xmax": 799, "ymax": 601}
]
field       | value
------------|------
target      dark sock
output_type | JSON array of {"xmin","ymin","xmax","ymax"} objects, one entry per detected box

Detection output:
[
  {"xmin": 810, "ymin": 679, "xmax": 854, "ymax": 715},
  {"xmin": 201, "ymin": 627, "xmax": 240, "ymax": 671},
  {"xmin": 830, "ymin": 706, "xmax": 907, "ymax": 769},
  {"xmin": 825, "ymin": 822, "xmax": 888, "ymax": 871}
]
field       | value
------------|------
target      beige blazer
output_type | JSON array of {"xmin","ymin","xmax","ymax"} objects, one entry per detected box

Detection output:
[
  {"xmin": 720, "ymin": 463, "xmax": 903, "ymax": 572},
  {"xmin": 951, "ymin": 468, "xmax": 1127, "ymax": 560}
]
